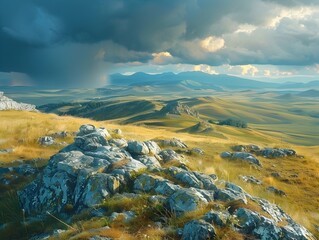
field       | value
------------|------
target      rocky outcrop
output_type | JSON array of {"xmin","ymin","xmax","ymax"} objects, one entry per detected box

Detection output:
[
  {"xmin": 182, "ymin": 220, "xmax": 216, "ymax": 240},
  {"xmin": 17, "ymin": 124, "xmax": 315, "ymax": 240},
  {"xmin": 0, "ymin": 92, "xmax": 37, "ymax": 111},
  {"xmin": 231, "ymin": 144, "xmax": 297, "ymax": 158},
  {"xmin": 159, "ymin": 101, "xmax": 199, "ymax": 117},
  {"xmin": 156, "ymin": 138, "xmax": 188, "ymax": 148},
  {"xmin": 220, "ymin": 151, "xmax": 262, "ymax": 166}
]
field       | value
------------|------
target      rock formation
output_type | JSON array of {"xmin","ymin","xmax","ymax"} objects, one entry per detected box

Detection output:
[
  {"xmin": 159, "ymin": 101, "xmax": 199, "ymax": 117},
  {"xmin": 18, "ymin": 124, "xmax": 315, "ymax": 239},
  {"xmin": 0, "ymin": 92, "xmax": 37, "ymax": 111}
]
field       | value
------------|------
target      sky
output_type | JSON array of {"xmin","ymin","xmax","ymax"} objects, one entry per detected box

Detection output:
[{"xmin": 0, "ymin": 0, "xmax": 319, "ymax": 88}]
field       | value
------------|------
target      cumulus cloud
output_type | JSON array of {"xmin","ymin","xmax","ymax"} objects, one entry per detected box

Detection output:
[
  {"xmin": 151, "ymin": 52, "xmax": 175, "ymax": 65},
  {"xmin": 200, "ymin": 36, "xmax": 225, "ymax": 52},
  {"xmin": 193, "ymin": 64, "xmax": 218, "ymax": 74},
  {"xmin": 241, "ymin": 65, "xmax": 259, "ymax": 76}
]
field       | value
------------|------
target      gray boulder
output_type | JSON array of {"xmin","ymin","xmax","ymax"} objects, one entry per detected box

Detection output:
[
  {"xmin": 135, "ymin": 155, "xmax": 161, "ymax": 169},
  {"xmin": 221, "ymin": 152, "xmax": 261, "ymax": 166},
  {"xmin": 158, "ymin": 149, "xmax": 181, "ymax": 162},
  {"xmin": 203, "ymin": 210, "xmax": 230, "ymax": 227},
  {"xmin": 109, "ymin": 138, "xmax": 128, "ymax": 148},
  {"xmin": 252, "ymin": 217, "xmax": 282, "ymax": 240},
  {"xmin": 282, "ymin": 223, "xmax": 316, "ymax": 240},
  {"xmin": 240, "ymin": 175, "xmax": 262, "ymax": 185},
  {"xmin": 214, "ymin": 188, "xmax": 247, "ymax": 204},
  {"xmin": 75, "ymin": 125, "xmax": 109, "ymax": 151},
  {"xmin": 258, "ymin": 148, "xmax": 297, "ymax": 158},
  {"xmin": 157, "ymin": 138, "xmax": 188, "ymax": 148},
  {"xmin": 235, "ymin": 208, "xmax": 261, "ymax": 233},
  {"xmin": 182, "ymin": 220, "xmax": 216, "ymax": 240},
  {"xmin": 191, "ymin": 148, "xmax": 205, "ymax": 155},
  {"xmin": 166, "ymin": 167, "xmax": 217, "ymax": 191},
  {"xmin": 220, "ymin": 151, "xmax": 232, "ymax": 159},
  {"xmin": 127, "ymin": 141, "xmax": 149, "ymax": 155},
  {"xmin": 144, "ymin": 141, "xmax": 161, "ymax": 155},
  {"xmin": 38, "ymin": 136, "xmax": 55, "ymax": 146},
  {"xmin": 134, "ymin": 174, "xmax": 180, "ymax": 196},
  {"xmin": 168, "ymin": 188, "xmax": 214, "ymax": 213},
  {"xmin": 266, "ymin": 186, "xmax": 286, "ymax": 196}
]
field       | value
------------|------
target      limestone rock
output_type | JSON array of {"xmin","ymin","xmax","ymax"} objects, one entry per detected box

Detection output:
[
  {"xmin": 157, "ymin": 138, "xmax": 188, "ymax": 148},
  {"xmin": 127, "ymin": 141, "xmax": 149, "ymax": 155},
  {"xmin": 240, "ymin": 175, "xmax": 262, "ymax": 185},
  {"xmin": 168, "ymin": 188, "xmax": 214, "ymax": 213},
  {"xmin": 158, "ymin": 149, "xmax": 181, "ymax": 162},
  {"xmin": 182, "ymin": 220, "xmax": 216, "ymax": 240},
  {"xmin": 38, "ymin": 136, "xmax": 55, "ymax": 146},
  {"xmin": 203, "ymin": 210, "xmax": 230, "ymax": 227},
  {"xmin": 266, "ymin": 186, "xmax": 286, "ymax": 196},
  {"xmin": 221, "ymin": 151, "xmax": 261, "ymax": 167},
  {"xmin": 75, "ymin": 125, "xmax": 109, "ymax": 151},
  {"xmin": 144, "ymin": 140, "xmax": 161, "ymax": 155},
  {"xmin": 0, "ymin": 92, "xmax": 37, "ymax": 111}
]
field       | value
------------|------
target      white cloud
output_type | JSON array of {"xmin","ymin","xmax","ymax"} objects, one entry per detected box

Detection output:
[
  {"xmin": 200, "ymin": 36, "xmax": 225, "ymax": 52},
  {"xmin": 151, "ymin": 51, "xmax": 174, "ymax": 65},
  {"xmin": 264, "ymin": 69, "xmax": 271, "ymax": 76},
  {"xmin": 241, "ymin": 65, "xmax": 259, "ymax": 76},
  {"xmin": 235, "ymin": 24, "xmax": 257, "ymax": 34},
  {"xmin": 267, "ymin": 7, "xmax": 317, "ymax": 29},
  {"xmin": 194, "ymin": 64, "xmax": 218, "ymax": 74}
]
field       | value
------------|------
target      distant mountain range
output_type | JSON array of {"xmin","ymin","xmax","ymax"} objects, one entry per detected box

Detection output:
[{"xmin": 109, "ymin": 71, "xmax": 319, "ymax": 90}]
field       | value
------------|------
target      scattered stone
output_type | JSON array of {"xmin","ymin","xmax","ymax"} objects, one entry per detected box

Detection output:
[
  {"xmin": 182, "ymin": 220, "xmax": 216, "ymax": 240},
  {"xmin": 220, "ymin": 151, "xmax": 232, "ymax": 159},
  {"xmin": 191, "ymin": 148, "xmax": 205, "ymax": 155},
  {"xmin": 240, "ymin": 175, "xmax": 262, "ymax": 185},
  {"xmin": 231, "ymin": 144, "xmax": 297, "ymax": 158},
  {"xmin": 271, "ymin": 172, "xmax": 281, "ymax": 178},
  {"xmin": 221, "ymin": 152, "xmax": 261, "ymax": 167},
  {"xmin": 258, "ymin": 148, "xmax": 297, "ymax": 158},
  {"xmin": 38, "ymin": 136, "xmax": 55, "ymax": 146},
  {"xmin": 0, "ymin": 148, "xmax": 14, "ymax": 154},
  {"xmin": 113, "ymin": 128, "xmax": 123, "ymax": 136},
  {"xmin": 232, "ymin": 145, "xmax": 246, "ymax": 152},
  {"xmin": 266, "ymin": 186, "xmax": 286, "ymax": 196},
  {"xmin": 16, "ymin": 124, "xmax": 315, "ymax": 240},
  {"xmin": 156, "ymin": 138, "xmax": 188, "ymax": 148}
]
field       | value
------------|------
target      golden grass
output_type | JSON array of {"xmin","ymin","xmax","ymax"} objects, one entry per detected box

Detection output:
[{"xmin": 0, "ymin": 110, "xmax": 319, "ymax": 238}]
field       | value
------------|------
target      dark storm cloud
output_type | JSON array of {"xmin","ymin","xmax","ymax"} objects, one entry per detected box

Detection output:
[{"xmin": 0, "ymin": 0, "xmax": 319, "ymax": 87}]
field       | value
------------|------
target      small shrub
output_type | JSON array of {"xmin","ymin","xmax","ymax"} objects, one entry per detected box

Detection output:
[{"xmin": 218, "ymin": 118, "xmax": 248, "ymax": 128}]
